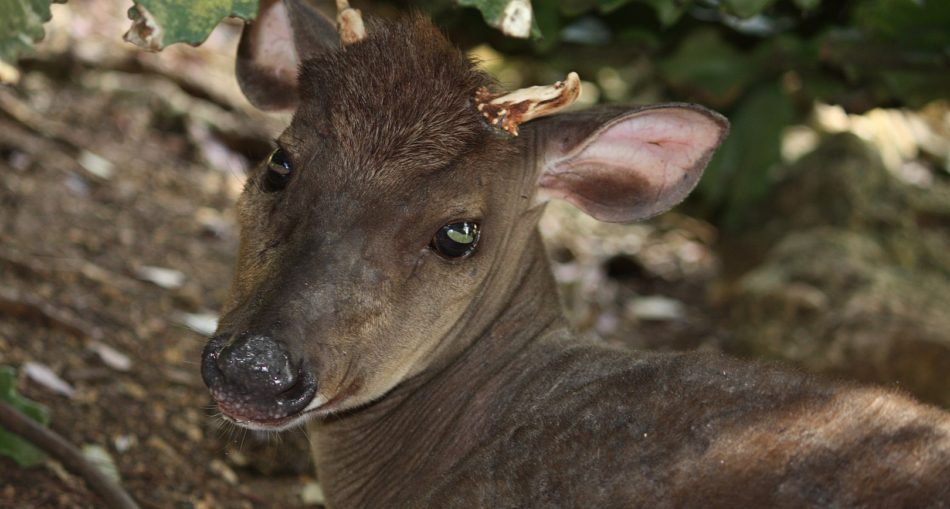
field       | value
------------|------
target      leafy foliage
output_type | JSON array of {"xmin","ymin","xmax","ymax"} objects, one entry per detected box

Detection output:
[
  {"xmin": 0, "ymin": 366, "xmax": 50, "ymax": 467},
  {"xmin": 0, "ymin": 0, "xmax": 62, "ymax": 64},
  {"xmin": 427, "ymin": 0, "xmax": 950, "ymax": 226}
]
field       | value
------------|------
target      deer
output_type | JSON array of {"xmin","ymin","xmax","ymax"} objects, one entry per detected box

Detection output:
[{"xmin": 200, "ymin": 0, "xmax": 950, "ymax": 507}]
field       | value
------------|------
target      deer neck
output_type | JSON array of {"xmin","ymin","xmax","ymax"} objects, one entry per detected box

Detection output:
[{"xmin": 308, "ymin": 226, "xmax": 569, "ymax": 508}]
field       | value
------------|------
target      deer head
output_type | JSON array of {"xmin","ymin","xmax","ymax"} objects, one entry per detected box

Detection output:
[{"xmin": 201, "ymin": 0, "xmax": 728, "ymax": 430}]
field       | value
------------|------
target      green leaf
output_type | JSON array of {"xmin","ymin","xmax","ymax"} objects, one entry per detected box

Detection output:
[
  {"xmin": 0, "ymin": 366, "xmax": 50, "ymax": 467},
  {"xmin": 124, "ymin": 0, "xmax": 258, "ymax": 50},
  {"xmin": 793, "ymin": 0, "xmax": 820, "ymax": 10},
  {"xmin": 658, "ymin": 29, "xmax": 758, "ymax": 107},
  {"xmin": 456, "ymin": 0, "xmax": 538, "ymax": 39},
  {"xmin": 722, "ymin": 0, "xmax": 777, "ymax": 18},
  {"xmin": 701, "ymin": 82, "xmax": 794, "ymax": 228},
  {"xmin": 531, "ymin": 0, "xmax": 560, "ymax": 51},
  {"xmin": 880, "ymin": 69, "xmax": 950, "ymax": 109},
  {"xmin": 856, "ymin": 0, "xmax": 950, "ymax": 50},
  {"xmin": 558, "ymin": 0, "xmax": 597, "ymax": 17},
  {"xmin": 596, "ymin": 0, "xmax": 632, "ymax": 14},
  {"xmin": 636, "ymin": 0, "xmax": 692, "ymax": 27},
  {"xmin": 0, "ymin": 0, "xmax": 63, "ymax": 65}
]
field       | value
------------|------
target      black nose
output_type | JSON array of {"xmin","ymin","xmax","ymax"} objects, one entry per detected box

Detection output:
[
  {"xmin": 201, "ymin": 333, "xmax": 318, "ymax": 423},
  {"xmin": 217, "ymin": 333, "xmax": 297, "ymax": 394}
]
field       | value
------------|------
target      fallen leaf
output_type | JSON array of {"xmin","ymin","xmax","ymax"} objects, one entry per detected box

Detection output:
[
  {"xmin": 87, "ymin": 341, "xmax": 132, "ymax": 372},
  {"xmin": 23, "ymin": 361, "xmax": 75, "ymax": 398},
  {"xmin": 136, "ymin": 265, "xmax": 186, "ymax": 289}
]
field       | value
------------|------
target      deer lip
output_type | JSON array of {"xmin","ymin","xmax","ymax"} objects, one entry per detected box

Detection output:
[{"xmin": 217, "ymin": 393, "xmax": 329, "ymax": 430}]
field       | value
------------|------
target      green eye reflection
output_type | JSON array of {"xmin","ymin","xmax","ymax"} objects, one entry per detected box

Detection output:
[
  {"xmin": 431, "ymin": 221, "xmax": 480, "ymax": 259},
  {"xmin": 446, "ymin": 227, "xmax": 476, "ymax": 244}
]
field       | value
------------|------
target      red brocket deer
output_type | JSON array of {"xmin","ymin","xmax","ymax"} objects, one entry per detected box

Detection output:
[{"xmin": 201, "ymin": 1, "xmax": 950, "ymax": 507}]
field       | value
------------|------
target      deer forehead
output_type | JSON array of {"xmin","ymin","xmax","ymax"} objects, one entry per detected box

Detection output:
[{"xmin": 288, "ymin": 17, "xmax": 506, "ymax": 183}]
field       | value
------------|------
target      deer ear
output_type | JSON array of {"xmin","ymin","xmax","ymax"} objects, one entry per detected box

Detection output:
[
  {"xmin": 236, "ymin": 0, "xmax": 339, "ymax": 111},
  {"xmin": 532, "ymin": 104, "xmax": 729, "ymax": 223}
]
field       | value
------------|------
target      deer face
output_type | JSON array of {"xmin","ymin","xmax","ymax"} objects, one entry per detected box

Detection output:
[{"xmin": 201, "ymin": 0, "xmax": 728, "ymax": 430}]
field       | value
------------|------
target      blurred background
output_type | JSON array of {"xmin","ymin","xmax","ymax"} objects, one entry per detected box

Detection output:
[{"xmin": 0, "ymin": 0, "xmax": 947, "ymax": 506}]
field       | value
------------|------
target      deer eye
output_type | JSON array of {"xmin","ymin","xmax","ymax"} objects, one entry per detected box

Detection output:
[
  {"xmin": 431, "ymin": 221, "xmax": 480, "ymax": 259},
  {"xmin": 262, "ymin": 148, "xmax": 293, "ymax": 192}
]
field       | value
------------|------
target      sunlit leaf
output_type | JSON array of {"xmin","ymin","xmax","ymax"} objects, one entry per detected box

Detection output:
[{"xmin": 456, "ymin": 0, "xmax": 540, "ymax": 38}]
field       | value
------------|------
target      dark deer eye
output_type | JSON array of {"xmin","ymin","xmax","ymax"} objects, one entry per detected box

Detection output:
[
  {"xmin": 431, "ymin": 221, "xmax": 480, "ymax": 259},
  {"xmin": 262, "ymin": 148, "xmax": 293, "ymax": 192}
]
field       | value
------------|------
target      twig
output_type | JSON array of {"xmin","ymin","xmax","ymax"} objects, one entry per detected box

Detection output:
[
  {"xmin": 0, "ymin": 89, "xmax": 87, "ymax": 153},
  {"xmin": 0, "ymin": 401, "xmax": 140, "ymax": 509},
  {"xmin": 0, "ymin": 90, "xmax": 108, "ymax": 181},
  {"xmin": 0, "ymin": 247, "xmax": 141, "ymax": 294},
  {"xmin": 0, "ymin": 285, "xmax": 102, "ymax": 340}
]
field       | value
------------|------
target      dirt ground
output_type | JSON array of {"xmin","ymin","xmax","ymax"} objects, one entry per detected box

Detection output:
[{"xmin": 1, "ymin": 2, "xmax": 947, "ymax": 508}]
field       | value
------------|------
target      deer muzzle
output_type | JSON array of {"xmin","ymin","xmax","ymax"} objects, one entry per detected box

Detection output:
[{"xmin": 201, "ymin": 332, "xmax": 319, "ymax": 428}]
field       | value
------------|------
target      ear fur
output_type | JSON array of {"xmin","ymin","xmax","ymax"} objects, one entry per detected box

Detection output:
[
  {"xmin": 236, "ymin": 0, "xmax": 339, "ymax": 111},
  {"xmin": 529, "ymin": 104, "xmax": 729, "ymax": 223}
]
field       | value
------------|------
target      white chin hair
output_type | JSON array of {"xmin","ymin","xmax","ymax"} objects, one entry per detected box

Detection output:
[{"xmin": 227, "ymin": 394, "xmax": 327, "ymax": 431}]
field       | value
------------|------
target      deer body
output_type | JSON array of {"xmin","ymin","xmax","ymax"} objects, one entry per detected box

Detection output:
[
  {"xmin": 309, "ymin": 238, "xmax": 950, "ymax": 508},
  {"xmin": 200, "ymin": 2, "xmax": 950, "ymax": 507}
]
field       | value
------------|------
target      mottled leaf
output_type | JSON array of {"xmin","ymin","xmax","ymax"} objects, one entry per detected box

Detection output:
[
  {"xmin": 0, "ymin": 0, "xmax": 63, "ymax": 65},
  {"xmin": 124, "ymin": 0, "xmax": 258, "ymax": 50}
]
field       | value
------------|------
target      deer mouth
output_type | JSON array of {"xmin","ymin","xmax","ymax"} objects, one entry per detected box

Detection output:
[{"xmin": 215, "ymin": 392, "xmax": 329, "ymax": 431}]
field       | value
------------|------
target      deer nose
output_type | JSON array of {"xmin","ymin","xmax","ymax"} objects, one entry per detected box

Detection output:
[
  {"xmin": 201, "ymin": 333, "xmax": 318, "ymax": 423},
  {"xmin": 217, "ymin": 333, "xmax": 297, "ymax": 394}
]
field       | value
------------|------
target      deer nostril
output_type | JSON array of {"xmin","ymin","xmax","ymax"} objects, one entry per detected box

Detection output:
[{"xmin": 216, "ymin": 333, "xmax": 298, "ymax": 395}]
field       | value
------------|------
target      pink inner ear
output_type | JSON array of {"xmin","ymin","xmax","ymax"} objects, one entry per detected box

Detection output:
[
  {"xmin": 252, "ymin": 0, "xmax": 300, "ymax": 87},
  {"xmin": 541, "ymin": 107, "xmax": 726, "ymax": 223}
]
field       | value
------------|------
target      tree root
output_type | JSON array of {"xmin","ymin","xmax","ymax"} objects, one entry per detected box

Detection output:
[{"xmin": 0, "ymin": 401, "xmax": 140, "ymax": 509}]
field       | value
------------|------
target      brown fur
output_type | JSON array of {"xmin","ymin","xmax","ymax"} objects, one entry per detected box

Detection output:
[
  {"xmin": 296, "ymin": 17, "xmax": 496, "ymax": 180},
  {"xmin": 203, "ymin": 6, "xmax": 950, "ymax": 508}
]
